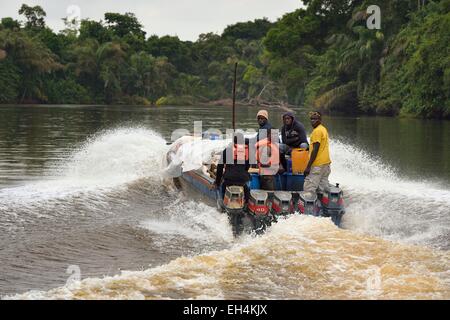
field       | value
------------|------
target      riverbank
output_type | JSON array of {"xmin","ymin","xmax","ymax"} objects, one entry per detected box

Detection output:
[
  {"xmin": 153, "ymin": 94, "xmax": 296, "ymax": 113},
  {"xmin": 0, "ymin": 97, "xmax": 297, "ymax": 113},
  {"xmin": 3, "ymin": 100, "xmax": 449, "ymax": 120},
  {"xmin": 198, "ymin": 98, "xmax": 295, "ymax": 113}
]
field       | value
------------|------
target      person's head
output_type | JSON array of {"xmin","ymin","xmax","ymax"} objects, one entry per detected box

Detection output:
[
  {"xmin": 256, "ymin": 110, "xmax": 268, "ymax": 127},
  {"xmin": 233, "ymin": 132, "xmax": 245, "ymax": 145},
  {"xmin": 283, "ymin": 113, "xmax": 294, "ymax": 127},
  {"xmin": 309, "ymin": 111, "xmax": 322, "ymax": 128}
]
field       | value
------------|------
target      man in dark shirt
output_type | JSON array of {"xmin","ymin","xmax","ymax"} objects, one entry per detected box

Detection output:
[
  {"xmin": 280, "ymin": 112, "xmax": 308, "ymax": 151},
  {"xmin": 280, "ymin": 112, "xmax": 308, "ymax": 171},
  {"xmin": 213, "ymin": 132, "xmax": 251, "ymax": 201}
]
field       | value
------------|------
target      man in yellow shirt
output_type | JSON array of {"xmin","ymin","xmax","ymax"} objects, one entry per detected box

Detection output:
[{"xmin": 303, "ymin": 111, "xmax": 331, "ymax": 193}]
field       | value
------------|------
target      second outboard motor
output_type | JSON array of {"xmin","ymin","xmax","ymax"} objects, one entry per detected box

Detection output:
[
  {"xmin": 247, "ymin": 190, "xmax": 272, "ymax": 233},
  {"xmin": 320, "ymin": 183, "xmax": 345, "ymax": 226},
  {"xmin": 248, "ymin": 190, "xmax": 270, "ymax": 216},
  {"xmin": 298, "ymin": 191, "xmax": 321, "ymax": 216}
]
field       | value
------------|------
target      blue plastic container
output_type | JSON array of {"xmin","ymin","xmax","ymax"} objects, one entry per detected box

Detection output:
[
  {"xmin": 280, "ymin": 174, "xmax": 287, "ymax": 190},
  {"xmin": 274, "ymin": 174, "xmax": 283, "ymax": 190},
  {"xmin": 286, "ymin": 158, "xmax": 292, "ymax": 173},
  {"xmin": 284, "ymin": 173, "xmax": 304, "ymax": 191},
  {"xmin": 249, "ymin": 173, "xmax": 260, "ymax": 189}
]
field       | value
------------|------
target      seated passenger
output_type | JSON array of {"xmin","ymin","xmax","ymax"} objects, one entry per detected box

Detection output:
[
  {"xmin": 280, "ymin": 112, "xmax": 309, "ymax": 171},
  {"xmin": 256, "ymin": 109, "xmax": 272, "ymax": 142},
  {"xmin": 255, "ymin": 128, "xmax": 280, "ymax": 190},
  {"xmin": 280, "ymin": 112, "xmax": 308, "ymax": 153}
]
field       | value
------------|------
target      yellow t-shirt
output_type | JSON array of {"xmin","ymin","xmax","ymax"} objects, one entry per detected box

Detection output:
[{"xmin": 309, "ymin": 124, "xmax": 331, "ymax": 166}]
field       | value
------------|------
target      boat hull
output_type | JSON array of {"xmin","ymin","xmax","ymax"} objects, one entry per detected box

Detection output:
[{"xmin": 176, "ymin": 171, "xmax": 218, "ymax": 208}]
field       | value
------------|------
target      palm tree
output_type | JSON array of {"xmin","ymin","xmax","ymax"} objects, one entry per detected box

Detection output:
[
  {"xmin": 69, "ymin": 39, "xmax": 127, "ymax": 103},
  {"xmin": 0, "ymin": 29, "xmax": 61, "ymax": 102},
  {"xmin": 311, "ymin": 9, "xmax": 386, "ymax": 112}
]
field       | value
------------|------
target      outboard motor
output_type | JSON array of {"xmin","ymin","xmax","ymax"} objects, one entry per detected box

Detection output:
[
  {"xmin": 271, "ymin": 191, "xmax": 294, "ymax": 216},
  {"xmin": 248, "ymin": 190, "xmax": 270, "ymax": 216},
  {"xmin": 298, "ymin": 191, "xmax": 321, "ymax": 216},
  {"xmin": 320, "ymin": 183, "xmax": 345, "ymax": 226},
  {"xmin": 223, "ymin": 186, "xmax": 245, "ymax": 214},
  {"xmin": 223, "ymin": 186, "xmax": 248, "ymax": 236},
  {"xmin": 247, "ymin": 190, "xmax": 272, "ymax": 233}
]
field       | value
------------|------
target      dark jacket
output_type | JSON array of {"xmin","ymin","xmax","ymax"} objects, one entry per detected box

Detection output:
[
  {"xmin": 214, "ymin": 145, "xmax": 250, "ymax": 185},
  {"xmin": 256, "ymin": 121, "xmax": 272, "ymax": 142},
  {"xmin": 281, "ymin": 112, "xmax": 308, "ymax": 148}
]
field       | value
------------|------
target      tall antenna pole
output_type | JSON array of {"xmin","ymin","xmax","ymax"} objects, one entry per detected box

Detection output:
[{"xmin": 232, "ymin": 62, "xmax": 237, "ymax": 131}]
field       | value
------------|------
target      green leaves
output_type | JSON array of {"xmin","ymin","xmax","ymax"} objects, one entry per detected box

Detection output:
[
  {"xmin": 0, "ymin": 28, "xmax": 61, "ymax": 102},
  {"xmin": 0, "ymin": 2, "xmax": 446, "ymax": 116},
  {"xmin": 0, "ymin": 58, "xmax": 21, "ymax": 102},
  {"xmin": 18, "ymin": 4, "xmax": 46, "ymax": 30},
  {"xmin": 44, "ymin": 78, "xmax": 91, "ymax": 104},
  {"xmin": 379, "ymin": 2, "xmax": 450, "ymax": 118},
  {"xmin": 104, "ymin": 12, "xmax": 145, "ymax": 39}
]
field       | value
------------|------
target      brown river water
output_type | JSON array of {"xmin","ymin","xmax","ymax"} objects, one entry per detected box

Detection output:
[{"xmin": 0, "ymin": 105, "xmax": 449, "ymax": 299}]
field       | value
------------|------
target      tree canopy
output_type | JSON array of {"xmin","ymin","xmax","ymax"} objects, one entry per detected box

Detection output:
[{"xmin": 0, "ymin": 1, "xmax": 448, "ymax": 118}]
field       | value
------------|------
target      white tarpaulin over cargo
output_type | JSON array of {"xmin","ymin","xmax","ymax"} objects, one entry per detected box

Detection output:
[{"xmin": 163, "ymin": 136, "xmax": 230, "ymax": 178}]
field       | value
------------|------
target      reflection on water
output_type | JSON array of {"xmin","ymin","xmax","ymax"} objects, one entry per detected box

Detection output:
[{"xmin": 0, "ymin": 105, "xmax": 449, "ymax": 298}]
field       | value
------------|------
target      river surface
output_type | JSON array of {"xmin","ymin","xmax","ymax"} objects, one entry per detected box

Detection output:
[{"xmin": 0, "ymin": 104, "xmax": 449, "ymax": 299}]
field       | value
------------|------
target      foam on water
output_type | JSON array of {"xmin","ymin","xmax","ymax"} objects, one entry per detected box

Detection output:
[
  {"xmin": 330, "ymin": 140, "xmax": 450, "ymax": 202},
  {"xmin": 0, "ymin": 127, "xmax": 168, "ymax": 212},
  {"xmin": 7, "ymin": 215, "xmax": 449, "ymax": 300},
  {"xmin": 329, "ymin": 140, "xmax": 450, "ymax": 249},
  {"xmin": 2, "ymin": 131, "xmax": 449, "ymax": 299},
  {"xmin": 140, "ymin": 199, "xmax": 234, "ymax": 244}
]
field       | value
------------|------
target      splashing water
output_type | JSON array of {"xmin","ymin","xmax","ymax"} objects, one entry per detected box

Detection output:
[
  {"xmin": 7, "ymin": 216, "xmax": 449, "ymax": 300},
  {"xmin": 1, "ymin": 129, "xmax": 449, "ymax": 299},
  {"xmin": 140, "ymin": 199, "xmax": 234, "ymax": 245},
  {"xmin": 330, "ymin": 140, "xmax": 450, "ymax": 250},
  {"xmin": 0, "ymin": 127, "xmax": 168, "ymax": 212}
]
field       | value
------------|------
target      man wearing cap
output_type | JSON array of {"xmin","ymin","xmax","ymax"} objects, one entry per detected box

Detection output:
[
  {"xmin": 255, "ymin": 128, "xmax": 280, "ymax": 190},
  {"xmin": 256, "ymin": 110, "xmax": 272, "ymax": 142}
]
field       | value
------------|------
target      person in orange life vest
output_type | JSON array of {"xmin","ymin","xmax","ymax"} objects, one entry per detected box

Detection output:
[
  {"xmin": 213, "ymin": 132, "xmax": 251, "ymax": 201},
  {"xmin": 255, "ymin": 128, "xmax": 280, "ymax": 190}
]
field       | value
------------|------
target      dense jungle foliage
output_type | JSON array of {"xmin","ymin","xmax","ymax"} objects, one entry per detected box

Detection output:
[{"xmin": 0, "ymin": 1, "xmax": 448, "ymax": 118}]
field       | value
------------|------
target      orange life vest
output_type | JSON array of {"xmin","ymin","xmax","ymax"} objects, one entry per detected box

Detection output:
[
  {"xmin": 255, "ymin": 138, "xmax": 279, "ymax": 175},
  {"xmin": 233, "ymin": 144, "xmax": 249, "ymax": 162}
]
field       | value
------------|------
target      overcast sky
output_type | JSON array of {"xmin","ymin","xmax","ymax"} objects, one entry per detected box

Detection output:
[{"xmin": 1, "ymin": 0, "xmax": 303, "ymax": 41}]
